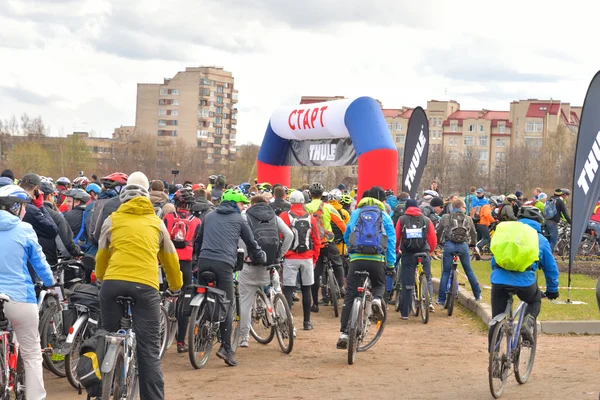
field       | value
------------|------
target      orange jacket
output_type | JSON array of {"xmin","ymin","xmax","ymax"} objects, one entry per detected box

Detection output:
[{"xmin": 473, "ymin": 204, "xmax": 495, "ymax": 227}]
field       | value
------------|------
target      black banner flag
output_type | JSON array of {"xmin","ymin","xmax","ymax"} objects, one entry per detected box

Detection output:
[
  {"xmin": 402, "ymin": 107, "xmax": 429, "ymax": 197},
  {"xmin": 570, "ymin": 70, "xmax": 600, "ymax": 301},
  {"xmin": 284, "ymin": 138, "xmax": 357, "ymax": 167}
]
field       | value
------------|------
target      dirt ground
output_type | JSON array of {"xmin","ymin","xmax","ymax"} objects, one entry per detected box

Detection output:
[{"xmin": 45, "ymin": 302, "xmax": 600, "ymax": 400}]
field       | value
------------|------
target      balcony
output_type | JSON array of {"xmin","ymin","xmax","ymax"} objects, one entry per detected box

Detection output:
[
  {"xmin": 213, "ymin": 143, "xmax": 222, "ymax": 149},
  {"xmin": 213, "ymin": 132, "xmax": 223, "ymax": 138},
  {"xmin": 197, "ymin": 130, "xmax": 209, "ymax": 139}
]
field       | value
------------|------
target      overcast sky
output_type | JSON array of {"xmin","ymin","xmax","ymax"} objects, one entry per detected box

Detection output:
[{"xmin": 0, "ymin": 0, "xmax": 597, "ymax": 144}]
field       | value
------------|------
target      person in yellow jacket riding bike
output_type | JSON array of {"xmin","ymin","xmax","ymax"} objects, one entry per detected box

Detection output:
[
  {"xmin": 96, "ymin": 172, "xmax": 183, "ymax": 400},
  {"xmin": 305, "ymin": 183, "xmax": 347, "ymax": 312},
  {"xmin": 329, "ymin": 188, "xmax": 350, "ymax": 271}
]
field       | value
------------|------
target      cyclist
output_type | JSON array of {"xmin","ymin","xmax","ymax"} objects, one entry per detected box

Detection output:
[
  {"xmin": 305, "ymin": 182, "xmax": 346, "ymax": 312},
  {"xmin": 56, "ymin": 176, "xmax": 72, "ymax": 211},
  {"xmin": 396, "ymin": 199, "xmax": 437, "ymax": 319},
  {"xmin": 270, "ymin": 185, "xmax": 291, "ymax": 216},
  {"xmin": 193, "ymin": 188, "xmax": 266, "ymax": 366},
  {"xmin": 472, "ymin": 199, "xmax": 496, "ymax": 255},
  {"xmin": 86, "ymin": 182, "xmax": 101, "ymax": 203},
  {"xmin": 329, "ymin": 188, "xmax": 351, "ymax": 256},
  {"xmin": 89, "ymin": 172, "xmax": 129, "ymax": 246},
  {"xmin": 337, "ymin": 192, "xmax": 396, "ymax": 349},
  {"xmin": 96, "ymin": 172, "xmax": 183, "ymax": 400},
  {"xmin": 340, "ymin": 194, "xmax": 352, "ymax": 213},
  {"xmin": 534, "ymin": 192, "xmax": 547, "ymax": 213},
  {"xmin": 19, "ymin": 173, "xmax": 59, "ymax": 241},
  {"xmin": 0, "ymin": 185, "xmax": 55, "ymax": 400},
  {"xmin": 489, "ymin": 206, "xmax": 559, "ymax": 347},
  {"xmin": 150, "ymin": 180, "xmax": 169, "ymax": 216},
  {"xmin": 63, "ymin": 188, "xmax": 92, "ymax": 249},
  {"xmin": 436, "ymin": 198, "xmax": 482, "ymax": 304},
  {"xmin": 544, "ymin": 188, "xmax": 571, "ymax": 252},
  {"xmin": 499, "ymin": 194, "xmax": 519, "ymax": 222},
  {"xmin": 470, "ymin": 188, "xmax": 489, "ymax": 211},
  {"xmin": 191, "ymin": 188, "xmax": 215, "ymax": 223},
  {"xmin": 239, "ymin": 195, "xmax": 292, "ymax": 347}
]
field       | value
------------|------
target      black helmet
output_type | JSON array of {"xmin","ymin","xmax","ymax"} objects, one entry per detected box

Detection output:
[
  {"xmin": 309, "ymin": 182, "xmax": 324, "ymax": 195},
  {"xmin": 174, "ymin": 188, "xmax": 195, "ymax": 206},
  {"xmin": 517, "ymin": 205, "xmax": 544, "ymax": 224},
  {"xmin": 561, "ymin": 188, "xmax": 571, "ymax": 196},
  {"xmin": 63, "ymin": 188, "xmax": 91, "ymax": 203}
]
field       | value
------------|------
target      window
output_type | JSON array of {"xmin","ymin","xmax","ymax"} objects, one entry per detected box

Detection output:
[
  {"xmin": 197, "ymin": 141, "xmax": 207, "ymax": 148},
  {"xmin": 525, "ymin": 137, "xmax": 543, "ymax": 148},
  {"xmin": 224, "ymin": 93, "xmax": 229, "ymax": 99},
  {"xmin": 215, "ymin": 127, "xmax": 222, "ymax": 134},
  {"xmin": 496, "ymin": 138, "xmax": 506, "ymax": 147},
  {"xmin": 478, "ymin": 124, "xmax": 485, "ymax": 132},
  {"xmin": 478, "ymin": 164, "xmax": 488, "ymax": 174},
  {"xmin": 224, "ymin": 82, "xmax": 230, "ymax": 88},
  {"xmin": 160, "ymin": 88, "xmax": 168, "ymax": 95},
  {"xmin": 232, "ymin": 92, "xmax": 238, "ymax": 100},
  {"xmin": 468, "ymin": 124, "xmax": 475, "ymax": 132},
  {"xmin": 230, "ymin": 134, "xmax": 236, "ymax": 140},
  {"xmin": 223, "ymin": 113, "xmax": 229, "ymax": 119},
  {"xmin": 200, "ymin": 77, "xmax": 210, "ymax": 85},
  {"xmin": 525, "ymin": 120, "xmax": 543, "ymax": 132},
  {"xmin": 216, "ymin": 96, "xmax": 223, "ymax": 104},
  {"xmin": 464, "ymin": 136, "xmax": 474, "ymax": 146},
  {"xmin": 171, "ymin": 89, "xmax": 179, "ymax": 95},
  {"xmin": 216, "ymin": 106, "xmax": 223, "ymax": 114},
  {"xmin": 198, "ymin": 109, "xmax": 209, "ymax": 117},
  {"xmin": 158, "ymin": 130, "xmax": 177, "ymax": 137},
  {"xmin": 396, "ymin": 122, "xmax": 402, "ymax": 131},
  {"xmin": 231, "ymin": 124, "xmax": 237, "ymax": 130},
  {"xmin": 166, "ymin": 120, "xmax": 178, "ymax": 126},
  {"xmin": 200, "ymin": 88, "xmax": 210, "ymax": 96},
  {"xmin": 351, "ymin": 166, "xmax": 358, "ymax": 175},
  {"xmin": 478, "ymin": 136, "xmax": 488, "ymax": 146},
  {"xmin": 216, "ymin": 86, "xmax": 224, "ymax": 94},
  {"xmin": 159, "ymin": 109, "xmax": 167, "ymax": 116},
  {"xmin": 477, "ymin": 150, "xmax": 488, "ymax": 161},
  {"xmin": 449, "ymin": 150, "xmax": 458, "ymax": 160},
  {"xmin": 395, "ymin": 134, "xmax": 405, "ymax": 144},
  {"xmin": 158, "ymin": 119, "xmax": 167, "ymax": 127},
  {"xmin": 450, "ymin": 122, "xmax": 458, "ymax": 132},
  {"xmin": 172, "ymin": 99, "xmax": 179, "ymax": 105},
  {"xmin": 214, "ymin": 137, "xmax": 221, "ymax": 145},
  {"xmin": 496, "ymin": 151, "xmax": 505, "ymax": 161},
  {"xmin": 214, "ymin": 148, "xmax": 221, "ymax": 155},
  {"xmin": 209, "ymin": 111, "xmax": 215, "ymax": 117},
  {"xmin": 215, "ymin": 117, "xmax": 222, "ymax": 125},
  {"xmin": 498, "ymin": 122, "xmax": 505, "ymax": 133},
  {"xmin": 170, "ymin": 110, "xmax": 179, "ymax": 116},
  {"xmin": 387, "ymin": 123, "xmax": 393, "ymax": 131},
  {"xmin": 199, "ymin": 100, "xmax": 208, "ymax": 106},
  {"xmin": 197, "ymin": 130, "xmax": 208, "ymax": 138}
]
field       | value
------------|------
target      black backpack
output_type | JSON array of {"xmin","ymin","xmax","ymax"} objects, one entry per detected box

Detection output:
[
  {"xmin": 246, "ymin": 214, "xmax": 281, "ymax": 264},
  {"xmin": 76, "ymin": 329, "xmax": 109, "ymax": 398},
  {"xmin": 392, "ymin": 200, "xmax": 407, "ymax": 225},
  {"xmin": 448, "ymin": 213, "xmax": 470, "ymax": 243},
  {"xmin": 288, "ymin": 211, "xmax": 313, "ymax": 253},
  {"xmin": 400, "ymin": 215, "xmax": 428, "ymax": 252}
]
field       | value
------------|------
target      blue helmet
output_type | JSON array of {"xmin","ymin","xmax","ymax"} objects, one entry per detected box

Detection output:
[
  {"xmin": 0, "ymin": 185, "xmax": 30, "ymax": 214},
  {"xmin": 0, "ymin": 177, "xmax": 13, "ymax": 188},
  {"xmin": 86, "ymin": 183, "xmax": 102, "ymax": 195},
  {"xmin": 238, "ymin": 182, "xmax": 251, "ymax": 194}
]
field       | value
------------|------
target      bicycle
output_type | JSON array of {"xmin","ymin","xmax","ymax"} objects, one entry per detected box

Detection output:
[
  {"xmin": 158, "ymin": 291, "xmax": 177, "ymax": 360},
  {"xmin": 0, "ymin": 294, "xmax": 25, "ymax": 400},
  {"xmin": 249, "ymin": 265, "xmax": 294, "ymax": 354},
  {"xmin": 101, "ymin": 296, "xmax": 139, "ymax": 400},
  {"xmin": 488, "ymin": 290, "xmax": 538, "ymax": 398},
  {"xmin": 187, "ymin": 271, "xmax": 240, "ymax": 369},
  {"xmin": 321, "ymin": 254, "xmax": 342, "ymax": 318},
  {"xmin": 347, "ymin": 271, "xmax": 387, "ymax": 365},
  {"xmin": 410, "ymin": 252, "xmax": 430, "ymax": 324},
  {"xmin": 444, "ymin": 253, "xmax": 461, "ymax": 316}
]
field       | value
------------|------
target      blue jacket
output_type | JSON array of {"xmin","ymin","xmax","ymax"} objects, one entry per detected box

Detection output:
[
  {"xmin": 344, "ymin": 198, "xmax": 396, "ymax": 268},
  {"xmin": 471, "ymin": 196, "xmax": 489, "ymax": 211},
  {"xmin": 386, "ymin": 195, "xmax": 398, "ymax": 214},
  {"xmin": 490, "ymin": 218, "xmax": 559, "ymax": 292},
  {"xmin": 0, "ymin": 211, "xmax": 54, "ymax": 303}
]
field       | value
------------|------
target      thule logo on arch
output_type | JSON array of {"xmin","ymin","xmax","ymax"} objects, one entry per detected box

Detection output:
[
  {"xmin": 404, "ymin": 126, "xmax": 427, "ymax": 191},
  {"xmin": 576, "ymin": 130, "xmax": 600, "ymax": 195}
]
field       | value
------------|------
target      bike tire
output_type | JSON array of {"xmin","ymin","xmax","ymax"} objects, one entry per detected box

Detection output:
[
  {"xmin": 231, "ymin": 295, "xmax": 240, "ymax": 353},
  {"xmin": 65, "ymin": 329, "xmax": 85, "ymax": 390},
  {"xmin": 347, "ymin": 297, "xmax": 362, "ymax": 365},
  {"xmin": 250, "ymin": 290, "xmax": 275, "ymax": 344},
  {"xmin": 327, "ymin": 268, "xmax": 339, "ymax": 318},
  {"xmin": 125, "ymin": 344, "xmax": 139, "ymax": 400},
  {"xmin": 0, "ymin": 337, "xmax": 7, "ymax": 396},
  {"xmin": 273, "ymin": 293, "xmax": 294, "ymax": 354},
  {"xmin": 15, "ymin": 353, "xmax": 25, "ymax": 400},
  {"xmin": 515, "ymin": 315, "xmax": 537, "ymax": 384},
  {"xmin": 420, "ymin": 273, "xmax": 430, "ymax": 325},
  {"xmin": 394, "ymin": 272, "xmax": 402, "ymax": 312},
  {"xmin": 358, "ymin": 298, "xmax": 387, "ymax": 352},
  {"xmin": 39, "ymin": 303, "xmax": 67, "ymax": 377},
  {"xmin": 101, "ymin": 345, "xmax": 124, "ymax": 400},
  {"xmin": 479, "ymin": 245, "xmax": 493, "ymax": 261},
  {"xmin": 158, "ymin": 305, "xmax": 169, "ymax": 360},
  {"xmin": 411, "ymin": 285, "xmax": 419, "ymax": 317},
  {"xmin": 165, "ymin": 300, "xmax": 178, "ymax": 349},
  {"xmin": 489, "ymin": 320, "xmax": 509, "ymax": 399},
  {"xmin": 188, "ymin": 304, "xmax": 213, "ymax": 369},
  {"xmin": 447, "ymin": 269, "xmax": 457, "ymax": 317}
]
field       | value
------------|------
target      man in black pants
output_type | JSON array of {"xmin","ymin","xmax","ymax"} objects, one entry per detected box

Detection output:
[{"xmin": 194, "ymin": 189, "xmax": 265, "ymax": 366}]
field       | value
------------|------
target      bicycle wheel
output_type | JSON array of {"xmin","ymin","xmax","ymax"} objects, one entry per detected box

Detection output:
[
  {"xmin": 250, "ymin": 290, "xmax": 274, "ymax": 344},
  {"xmin": 394, "ymin": 272, "xmax": 402, "ymax": 312},
  {"xmin": 39, "ymin": 303, "xmax": 67, "ymax": 377},
  {"xmin": 273, "ymin": 293, "xmax": 294, "ymax": 354},
  {"xmin": 411, "ymin": 282, "xmax": 419, "ymax": 317},
  {"xmin": 101, "ymin": 345, "xmax": 124, "ymax": 400},
  {"xmin": 0, "ymin": 338, "xmax": 6, "ymax": 397},
  {"xmin": 358, "ymin": 298, "xmax": 387, "ymax": 352},
  {"xmin": 479, "ymin": 245, "xmax": 493, "ymax": 261},
  {"xmin": 515, "ymin": 315, "xmax": 537, "ymax": 384},
  {"xmin": 231, "ymin": 296, "xmax": 240, "ymax": 353},
  {"xmin": 65, "ymin": 329, "xmax": 85, "ymax": 389},
  {"xmin": 164, "ymin": 300, "xmax": 178, "ymax": 349},
  {"xmin": 15, "ymin": 353, "xmax": 25, "ymax": 400},
  {"xmin": 188, "ymin": 304, "xmax": 213, "ymax": 369},
  {"xmin": 419, "ymin": 273, "xmax": 430, "ymax": 324},
  {"xmin": 327, "ymin": 268, "xmax": 339, "ymax": 318},
  {"xmin": 447, "ymin": 269, "xmax": 458, "ymax": 317},
  {"xmin": 125, "ymin": 346, "xmax": 139, "ymax": 400},
  {"xmin": 347, "ymin": 297, "xmax": 363, "ymax": 365},
  {"xmin": 158, "ymin": 305, "xmax": 169, "ymax": 360},
  {"xmin": 489, "ymin": 320, "xmax": 510, "ymax": 399}
]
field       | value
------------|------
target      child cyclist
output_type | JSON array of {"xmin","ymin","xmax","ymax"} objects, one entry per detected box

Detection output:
[{"xmin": 489, "ymin": 205, "xmax": 559, "ymax": 347}]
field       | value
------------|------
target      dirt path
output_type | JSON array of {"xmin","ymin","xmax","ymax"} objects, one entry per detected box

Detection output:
[{"xmin": 45, "ymin": 303, "xmax": 600, "ymax": 400}]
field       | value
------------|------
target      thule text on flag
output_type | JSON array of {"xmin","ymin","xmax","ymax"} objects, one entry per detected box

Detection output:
[{"xmin": 402, "ymin": 107, "xmax": 429, "ymax": 197}]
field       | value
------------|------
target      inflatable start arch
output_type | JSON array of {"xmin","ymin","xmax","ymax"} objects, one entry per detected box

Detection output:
[{"xmin": 257, "ymin": 97, "xmax": 398, "ymax": 198}]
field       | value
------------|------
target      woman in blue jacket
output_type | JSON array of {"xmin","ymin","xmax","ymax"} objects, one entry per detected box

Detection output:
[
  {"xmin": 489, "ymin": 206, "xmax": 559, "ymax": 348},
  {"xmin": 0, "ymin": 185, "xmax": 54, "ymax": 400}
]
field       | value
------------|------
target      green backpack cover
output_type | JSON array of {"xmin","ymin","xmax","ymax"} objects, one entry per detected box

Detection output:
[{"xmin": 490, "ymin": 221, "xmax": 539, "ymax": 272}]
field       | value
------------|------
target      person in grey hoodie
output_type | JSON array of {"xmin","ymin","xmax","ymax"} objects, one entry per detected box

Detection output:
[{"xmin": 238, "ymin": 195, "xmax": 292, "ymax": 349}]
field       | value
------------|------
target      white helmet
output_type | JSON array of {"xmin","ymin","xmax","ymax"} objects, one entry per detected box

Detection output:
[
  {"xmin": 119, "ymin": 184, "xmax": 150, "ymax": 203},
  {"xmin": 289, "ymin": 190, "xmax": 305, "ymax": 204},
  {"xmin": 329, "ymin": 189, "xmax": 342, "ymax": 202},
  {"xmin": 424, "ymin": 190, "xmax": 439, "ymax": 197}
]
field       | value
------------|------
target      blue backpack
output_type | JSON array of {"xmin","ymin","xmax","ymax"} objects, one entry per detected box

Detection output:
[
  {"xmin": 544, "ymin": 198, "xmax": 558, "ymax": 219},
  {"xmin": 348, "ymin": 206, "xmax": 387, "ymax": 255}
]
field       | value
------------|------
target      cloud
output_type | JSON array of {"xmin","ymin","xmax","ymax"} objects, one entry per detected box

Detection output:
[{"xmin": 0, "ymin": 86, "xmax": 57, "ymax": 106}]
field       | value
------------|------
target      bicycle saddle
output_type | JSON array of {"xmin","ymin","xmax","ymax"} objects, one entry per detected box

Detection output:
[
  {"xmin": 451, "ymin": 252, "xmax": 462, "ymax": 256},
  {"xmin": 354, "ymin": 271, "xmax": 370, "ymax": 276},
  {"xmin": 0, "ymin": 294, "xmax": 10, "ymax": 303},
  {"xmin": 200, "ymin": 271, "xmax": 217, "ymax": 283},
  {"xmin": 414, "ymin": 252, "xmax": 429, "ymax": 258},
  {"xmin": 115, "ymin": 296, "xmax": 136, "ymax": 305}
]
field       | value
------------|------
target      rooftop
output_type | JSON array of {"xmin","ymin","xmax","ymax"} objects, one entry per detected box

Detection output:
[{"xmin": 525, "ymin": 103, "xmax": 561, "ymax": 118}]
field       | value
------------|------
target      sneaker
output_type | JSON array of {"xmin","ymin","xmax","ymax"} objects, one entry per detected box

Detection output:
[
  {"xmin": 400, "ymin": 316, "xmax": 408, "ymax": 320},
  {"xmin": 336, "ymin": 333, "xmax": 349, "ymax": 349},
  {"xmin": 371, "ymin": 298, "xmax": 383, "ymax": 319},
  {"xmin": 216, "ymin": 347, "xmax": 238, "ymax": 367},
  {"xmin": 520, "ymin": 318, "xmax": 536, "ymax": 345},
  {"xmin": 303, "ymin": 321, "xmax": 313, "ymax": 330},
  {"xmin": 177, "ymin": 342, "xmax": 188, "ymax": 353},
  {"xmin": 239, "ymin": 337, "xmax": 249, "ymax": 348},
  {"xmin": 293, "ymin": 327, "xmax": 297, "ymax": 338},
  {"xmin": 475, "ymin": 296, "xmax": 483, "ymax": 302},
  {"xmin": 429, "ymin": 303, "xmax": 435, "ymax": 313},
  {"xmin": 310, "ymin": 304, "xmax": 319, "ymax": 313},
  {"xmin": 436, "ymin": 300, "xmax": 444, "ymax": 306},
  {"xmin": 320, "ymin": 297, "xmax": 330, "ymax": 306},
  {"xmin": 292, "ymin": 292, "xmax": 300, "ymax": 302}
]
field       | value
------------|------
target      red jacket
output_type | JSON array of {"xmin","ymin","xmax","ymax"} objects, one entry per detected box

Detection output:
[
  {"xmin": 279, "ymin": 204, "xmax": 321, "ymax": 264},
  {"xmin": 395, "ymin": 206, "xmax": 437, "ymax": 254},
  {"xmin": 162, "ymin": 209, "xmax": 201, "ymax": 261}
]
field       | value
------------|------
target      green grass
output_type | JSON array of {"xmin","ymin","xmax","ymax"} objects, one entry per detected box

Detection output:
[{"xmin": 430, "ymin": 259, "xmax": 600, "ymax": 321}]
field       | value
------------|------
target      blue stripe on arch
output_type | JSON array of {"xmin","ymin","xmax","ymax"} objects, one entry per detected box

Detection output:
[
  {"xmin": 344, "ymin": 96, "xmax": 396, "ymax": 156},
  {"xmin": 257, "ymin": 122, "xmax": 289, "ymax": 166}
]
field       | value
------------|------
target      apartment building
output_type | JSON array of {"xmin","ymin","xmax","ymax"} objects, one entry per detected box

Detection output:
[{"xmin": 136, "ymin": 66, "xmax": 239, "ymax": 165}]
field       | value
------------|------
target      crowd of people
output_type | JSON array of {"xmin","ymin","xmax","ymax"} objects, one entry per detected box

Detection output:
[{"xmin": 0, "ymin": 168, "xmax": 569, "ymax": 399}]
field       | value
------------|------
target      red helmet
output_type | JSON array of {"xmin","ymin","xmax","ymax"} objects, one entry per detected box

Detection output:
[
  {"xmin": 174, "ymin": 188, "xmax": 195, "ymax": 206},
  {"xmin": 101, "ymin": 172, "xmax": 128, "ymax": 188},
  {"xmin": 73, "ymin": 176, "xmax": 90, "ymax": 189}
]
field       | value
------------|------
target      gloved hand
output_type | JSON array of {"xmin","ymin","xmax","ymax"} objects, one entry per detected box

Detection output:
[
  {"xmin": 386, "ymin": 268, "xmax": 395, "ymax": 277},
  {"xmin": 544, "ymin": 291, "xmax": 559, "ymax": 300},
  {"xmin": 33, "ymin": 191, "xmax": 44, "ymax": 209},
  {"xmin": 251, "ymin": 250, "xmax": 267, "ymax": 266},
  {"xmin": 165, "ymin": 288, "xmax": 181, "ymax": 298}
]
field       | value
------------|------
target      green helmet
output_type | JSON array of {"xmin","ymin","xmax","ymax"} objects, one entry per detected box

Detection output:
[
  {"xmin": 222, "ymin": 188, "xmax": 249, "ymax": 204},
  {"xmin": 340, "ymin": 194, "xmax": 352, "ymax": 205}
]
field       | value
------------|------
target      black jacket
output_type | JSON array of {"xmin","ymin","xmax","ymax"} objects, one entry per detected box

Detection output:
[
  {"xmin": 269, "ymin": 198, "xmax": 290, "ymax": 216},
  {"xmin": 191, "ymin": 197, "xmax": 215, "ymax": 221},
  {"xmin": 548, "ymin": 196, "xmax": 571, "ymax": 224},
  {"xmin": 64, "ymin": 205, "xmax": 86, "ymax": 239},
  {"xmin": 194, "ymin": 201, "xmax": 265, "ymax": 268},
  {"xmin": 91, "ymin": 196, "xmax": 121, "ymax": 245},
  {"xmin": 41, "ymin": 202, "xmax": 80, "ymax": 265},
  {"xmin": 23, "ymin": 202, "xmax": 58, "ymax": 240}
]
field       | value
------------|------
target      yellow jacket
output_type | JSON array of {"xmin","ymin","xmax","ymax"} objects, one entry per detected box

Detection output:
[{"xmin": 96, "ymin": 196, "xmax": 183, "ymax": 291}]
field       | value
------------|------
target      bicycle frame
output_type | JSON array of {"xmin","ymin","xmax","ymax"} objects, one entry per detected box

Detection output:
[
  {"xmin": 0, "ymin": 298, "xmax": 22, "ymax": 397},
  {"xmin": 102, "ymin": 302, "xmax": 135, "ymax": 380},
  {"xmin": 489, "ymin": 295, "xmax": 527, "ymax": 355},
  {"xmin": 446, "ymin": 255, "xmax": 459, "ymax": 294}
]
